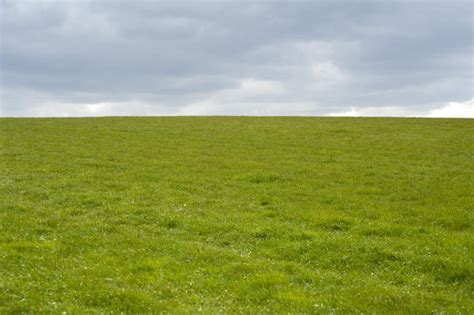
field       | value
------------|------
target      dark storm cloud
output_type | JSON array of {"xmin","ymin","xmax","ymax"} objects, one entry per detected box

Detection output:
[{"xmin": 1, "ymin": 0, "xmax": 472, "ymax": 116}]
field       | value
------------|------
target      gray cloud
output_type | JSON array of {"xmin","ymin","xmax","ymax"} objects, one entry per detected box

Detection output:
[{"xmin": 1, "ymin": 0, "xmax": 473, "ymax": 117}]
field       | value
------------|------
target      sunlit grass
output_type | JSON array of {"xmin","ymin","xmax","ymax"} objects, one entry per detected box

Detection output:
[{"xmin": 1, "ymin": 117, "xmax": 472, "ymax": 313}]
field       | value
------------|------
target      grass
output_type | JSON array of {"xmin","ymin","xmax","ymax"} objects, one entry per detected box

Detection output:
[{"xmin": 0, "ymin": 116, "xmax": 472, "ymax": 313}]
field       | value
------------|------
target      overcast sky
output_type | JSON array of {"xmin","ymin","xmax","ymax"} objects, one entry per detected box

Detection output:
[{"xmin": 1, "ymin": 0, "xmax": 473, "ymax": 117}]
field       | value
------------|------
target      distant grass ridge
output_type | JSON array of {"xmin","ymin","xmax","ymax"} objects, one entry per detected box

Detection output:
[{"xmin": 0, "ymin": 117, "xmax": 473, "ymax": 313}]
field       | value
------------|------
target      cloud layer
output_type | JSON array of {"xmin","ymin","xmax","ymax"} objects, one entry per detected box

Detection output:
[{"xmin": 1, "ymin": 0, "xmax": 473, "ymax": 117}]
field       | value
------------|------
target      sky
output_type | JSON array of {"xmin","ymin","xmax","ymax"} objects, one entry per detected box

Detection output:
[{"xmin": 1, "ymin": 0, "xmax": 473, "ymax": 117}]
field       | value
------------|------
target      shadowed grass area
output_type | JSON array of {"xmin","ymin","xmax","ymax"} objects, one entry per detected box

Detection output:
[{"xmin": 0, "ymin": 116, "xmax": 473, "ymax": 313}]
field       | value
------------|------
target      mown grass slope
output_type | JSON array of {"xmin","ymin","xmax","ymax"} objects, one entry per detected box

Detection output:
[{"xmin": 0, "ymin": 117, "xmax": 473, "ymax": 313}]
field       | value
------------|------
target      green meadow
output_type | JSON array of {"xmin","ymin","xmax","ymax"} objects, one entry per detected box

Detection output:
[{"xmin": 0, "ymin": 117, "xmax": 472, "ymax": 313}]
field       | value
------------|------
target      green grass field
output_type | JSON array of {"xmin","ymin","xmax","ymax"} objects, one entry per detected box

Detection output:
[{"xmin": 0, "ymin": 117, "xmax": 472, "ymax": 313}]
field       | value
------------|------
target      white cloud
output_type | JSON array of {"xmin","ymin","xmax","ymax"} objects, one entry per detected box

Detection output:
[
  {"xmin": 426, "ymin": 99, "xmax": 474, "ymax": 118},
  {"xmin": 0, "ymin": 98, "xmax": 174, "ymax": 117},
  {"xmin": 327, "ymin": 99, "xmax": 474, "ymax": 118},
  {"xmin": 327, "ymin": 107, "xmax": 359, "ymax": 117},
  {"xmin": 327, "ymin": 106, "xmax": 419, "ymax": 117},
  {"xmin": 175, "ymin": 78, "xmax": 314, "ymax": 116},
  {"xmin": 239, "ymin": 78, "xmax": 285, "ymax": 96},
  {"xmin": 176, "ymin": 100, "xmax": 316, "ymax": 116}
]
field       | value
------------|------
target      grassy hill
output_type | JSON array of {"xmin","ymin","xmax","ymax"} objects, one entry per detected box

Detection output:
[{"xmin": 1, "ymin": 117, "xmax": 472, "ymax": 313}]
